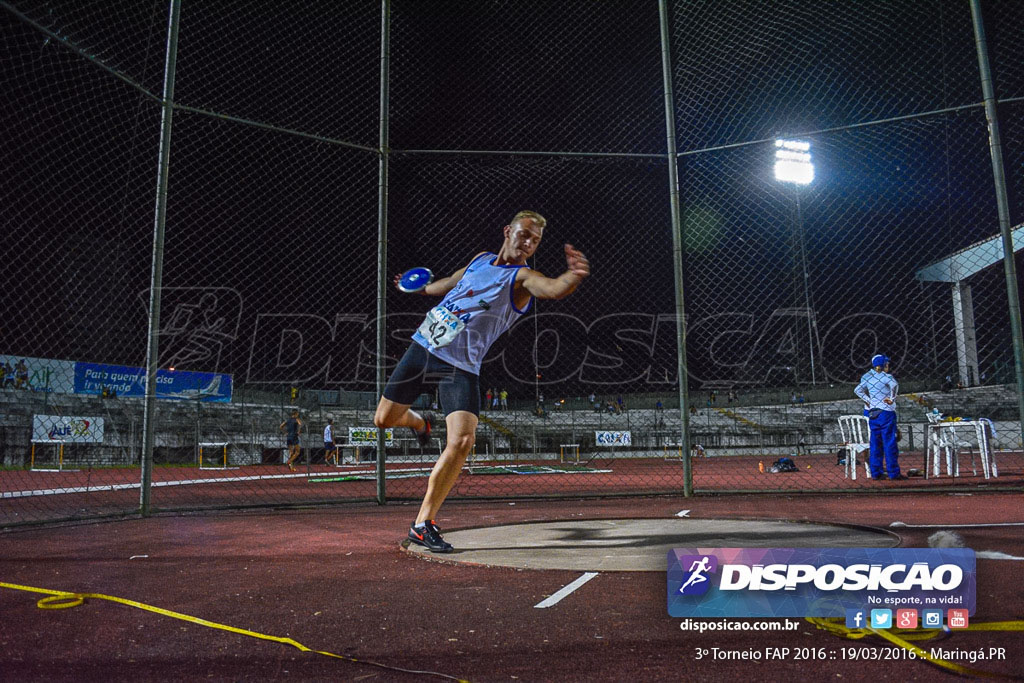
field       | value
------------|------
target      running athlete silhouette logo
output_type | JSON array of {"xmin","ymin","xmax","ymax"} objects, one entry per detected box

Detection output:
[{"xmin": 677, "ymin": 554, "xmax": 718, "ymax": 595}]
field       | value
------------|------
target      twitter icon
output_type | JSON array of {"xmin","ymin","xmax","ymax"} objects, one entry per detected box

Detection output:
[{"xmin": 870, "ymin": 609, "xmax": 893, "ymax": 629}]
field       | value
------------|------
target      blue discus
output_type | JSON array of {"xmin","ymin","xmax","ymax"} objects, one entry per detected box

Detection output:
[{"xmin": 398, "ymin": 267, "xmax": 434, "ymax": 293}]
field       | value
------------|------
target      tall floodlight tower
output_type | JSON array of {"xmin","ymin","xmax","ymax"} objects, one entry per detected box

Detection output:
[{"xmin": 774, "ymin": 139, "xmax": 817, "ymax": 385}]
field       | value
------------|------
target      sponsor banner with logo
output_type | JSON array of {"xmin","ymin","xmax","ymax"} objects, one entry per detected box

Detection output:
[
  {"xmin": 32, "ymin": 415, "xmax": 104, "ymax": 443},
  {"xmin": 595, "ymin": 430, "xmax": 631, "ymax": 446},
  {"xmin": 347, "ymin": 427, "xmax": 395, "ymax": 446},
  {"xmin": 73, "ymin": 362, "xmax": 232, "ymax": 402},
  {"xmin": 668, "ymin": 548, "xmax": 975, "ymax": 618},
  {"xmin": 0, "ymin": 355, "xmax": 76, "ymax": 393}
]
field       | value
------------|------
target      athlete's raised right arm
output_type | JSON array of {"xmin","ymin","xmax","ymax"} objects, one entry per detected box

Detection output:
[{"xmin": 393, "ymin": 252, "xmax": 489, "ymax": 297}]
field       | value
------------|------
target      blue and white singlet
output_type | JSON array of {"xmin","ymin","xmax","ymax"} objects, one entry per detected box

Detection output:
[{"xmin": 412, "ymin": 252, "xmax": 532, "ymax": 375}]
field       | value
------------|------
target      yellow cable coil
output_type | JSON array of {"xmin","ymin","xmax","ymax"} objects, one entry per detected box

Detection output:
[{"xmin": 1, "ymin": 580, "xmax": 470, "ymax": 682}]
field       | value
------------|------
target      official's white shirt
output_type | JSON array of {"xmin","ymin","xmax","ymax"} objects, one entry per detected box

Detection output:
[{"xmin": 855, "ymin": 370, "xmax": 898, "ymax": 411}]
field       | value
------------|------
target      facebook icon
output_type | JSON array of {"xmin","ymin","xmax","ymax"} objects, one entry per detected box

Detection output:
[{"xmin": 845, "ymin": 609, "xmax": 866, "ymax": 629}]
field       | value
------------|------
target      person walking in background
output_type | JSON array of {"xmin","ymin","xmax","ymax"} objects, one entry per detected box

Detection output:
[
  {"xmin": 855, "ymin": 354, "xmax": 904, "ymax": 481},
  {"xmin": 323, "ymin": 418, "xmax": 338, "ymax": 466},
  {"xmin": 280, "ymin": 409, "xmax": 303, "ymax": 471}
]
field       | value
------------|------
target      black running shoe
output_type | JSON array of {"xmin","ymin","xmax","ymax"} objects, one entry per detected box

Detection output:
[
  {"xmin": 413, "ymin": 413, "xmax": 433, "ymax": 448},
  {"xmin": 408, "ymin": 521, "xmax": 453, "ymax": 553}
]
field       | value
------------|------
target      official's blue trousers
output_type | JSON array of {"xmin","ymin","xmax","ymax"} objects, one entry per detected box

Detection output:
[{"xmin": 868, "ymin": 409, "xmax": 900, "ymax": 479}]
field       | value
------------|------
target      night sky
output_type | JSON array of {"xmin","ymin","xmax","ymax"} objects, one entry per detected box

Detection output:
[{"xmin": 2, "ymin": 0, "xmax": 1023, "ymax": 398}]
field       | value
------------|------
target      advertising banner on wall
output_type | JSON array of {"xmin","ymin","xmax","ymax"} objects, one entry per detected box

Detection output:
[
  {"xmin": 73, "ymin": 362, "xmax": 232, "ymax": 402},
  {"xmin": 595, "ymin": 431, "xmax": 632, "ymax": 446},
  {"xmin": 348, "ymin": 427, "xmax": 396, "ymax": 446},
  {"xmin": 32, "ymin": 415, "xmax": 105, "ymax": 443},
  {"xmin": 0, "ymin": 355, "xmax": 76, "ymax": 393}
]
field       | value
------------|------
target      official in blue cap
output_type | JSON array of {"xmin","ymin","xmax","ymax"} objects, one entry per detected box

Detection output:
[{"xmin": 854, "ymin": 354, "xmax": 905, "ymax": 480}]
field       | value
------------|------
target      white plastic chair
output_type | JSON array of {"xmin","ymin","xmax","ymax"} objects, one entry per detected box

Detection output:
[
  {"xmin": 944, "ymin": 423, "xmax": 991, "ymax": 477},
  {"xmin": 837, "ymin": 415, "xmax": 871, "ymax": 480},
  {"xmin": 929, "ymin": 422, "xmax": 959, "ymax": 476}
]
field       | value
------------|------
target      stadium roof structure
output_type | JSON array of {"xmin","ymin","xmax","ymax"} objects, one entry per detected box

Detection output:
[
  {"xmin": 914, "ymin": 222, "xmax": 1023, "ymax": 387},
  {"xmin": 915, "ymin": 223, "xmax": 1024, "ymax": 283}
]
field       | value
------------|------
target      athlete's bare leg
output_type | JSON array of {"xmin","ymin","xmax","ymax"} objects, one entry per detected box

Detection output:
[
  {"xmin": 415, "ymin": 410, "xmax": 477, "ymax": 525},
  {"xmin": 286, "ymin": 444, "xmax": 300, "ymax": 470},
  {"xmin": 374, "ymin": 397, "xmax": 428, "ymax": 431}
]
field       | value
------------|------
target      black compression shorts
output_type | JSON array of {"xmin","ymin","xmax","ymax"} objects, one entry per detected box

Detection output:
[{"xmin": 382, "ymin": 343, "xmax": 480, "ymax": 416}]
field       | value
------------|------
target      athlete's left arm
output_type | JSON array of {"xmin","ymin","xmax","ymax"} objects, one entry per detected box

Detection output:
[{"xmin": 519, "ymin": 244, "xmax": 590, "ymax": 300}]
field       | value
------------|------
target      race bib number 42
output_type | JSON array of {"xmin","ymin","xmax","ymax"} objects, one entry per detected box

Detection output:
[{"xmin": 418, "ymin": 305, "xmax": 465, "ymax": 349}]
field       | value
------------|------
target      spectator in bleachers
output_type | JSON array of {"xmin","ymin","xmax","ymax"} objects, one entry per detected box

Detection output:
[
  {"xmin": 485, "ymin": 388, "xmax": 493, "ymax": 410},
  {"xmin": 500, "ymin": 388, "xmax": 508, "ymax": 410}
]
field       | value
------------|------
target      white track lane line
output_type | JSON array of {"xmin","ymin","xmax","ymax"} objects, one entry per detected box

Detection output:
[
  {"xmin": 2, "ymin": 467, "xmax": 438, "ymax": 499},
  {"xmin": 534, "ymin": 572, "xmax": 599, "ymax": 609},
  {"xmin": 890, "ymin": 521, "xmax": 1024, "ymax": 528},
  {"xmin": 976, "ymin": 551, "xmax": 1024, "ymax": 561}
]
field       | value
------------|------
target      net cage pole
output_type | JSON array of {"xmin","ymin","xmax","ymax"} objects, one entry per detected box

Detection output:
[
  {"xmin": 375, "ymin": 0, "xmax": 392, "ymax": 505},
  {"xmin": 140, "ymin": 0, "xmax": 183, "ymax": 517},
  {"xmin": 970, "ymin": 0, "xmax": 1024, "ymax": 450},
  {"xmin": 658, "ymin": 0, "xmax": 692, "ymax": 495}
]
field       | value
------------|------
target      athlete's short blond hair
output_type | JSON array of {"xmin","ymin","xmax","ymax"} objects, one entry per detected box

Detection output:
[{"xmin": 512, "ymin": 210, "xmax": 546, "ymax": 229}]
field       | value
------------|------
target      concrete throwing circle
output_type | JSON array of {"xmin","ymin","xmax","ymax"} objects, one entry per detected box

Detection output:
[{"xmin": 406, "ymin": 518, "xmax": 898, "ymax": 571}]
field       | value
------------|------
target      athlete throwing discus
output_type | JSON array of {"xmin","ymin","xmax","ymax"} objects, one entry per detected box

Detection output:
[{"xmin": 375, "ymin": 210, "xmax": 590, "ymax": 552}]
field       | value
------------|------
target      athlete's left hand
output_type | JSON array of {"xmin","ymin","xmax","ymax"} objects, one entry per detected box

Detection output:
[{"xmin": 565, "ymin": 244, "xmax": 590, "ymax": 279}]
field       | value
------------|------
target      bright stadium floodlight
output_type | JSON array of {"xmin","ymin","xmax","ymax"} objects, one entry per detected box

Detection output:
[
  {"xmin": 774, "ymin": 139, "xmax": 814, "ymax": 185},
  {"xmin": 774, "ymin": 138, "xmax": 817, "ymax": 384}
]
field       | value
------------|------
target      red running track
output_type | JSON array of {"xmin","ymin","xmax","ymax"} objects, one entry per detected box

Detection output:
[
  {"xmin": 1, "ymin": 491, "xmax": 1022, "ymax": 681},
  {"xmin": 3, "ymin": 451, "xmax": 1022, "ymax": 527}
]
